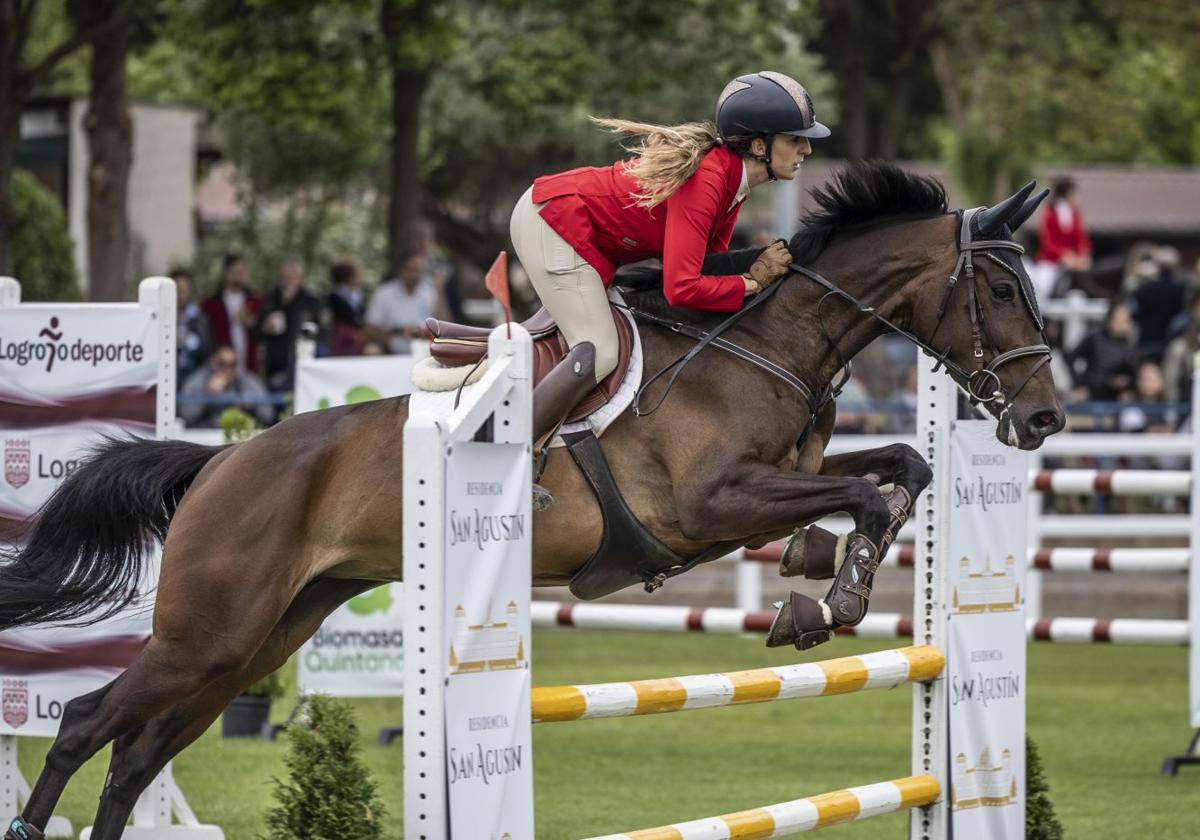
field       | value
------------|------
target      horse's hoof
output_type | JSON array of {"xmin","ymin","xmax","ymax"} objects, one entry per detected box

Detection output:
[
  {"xmin": 765, "ymin": 593, "xmax": 835, "ymax": 650},
  {"xmin": 532, "ymin": 485, "xmax": 554, "ymax": 511},
  {"xmin": 6, "ymin": 817, "xmax": 45, "ymax": 840},
  {"xmin": 779, "ymin": 526, "xmax": 845, "ymax": 580}
]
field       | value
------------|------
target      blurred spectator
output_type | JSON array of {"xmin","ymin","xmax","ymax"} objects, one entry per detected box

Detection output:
[
  {"xmin": 200, "ymin": 254, "xmax": 263, "ymax": 372},
  {"xmin": 365, "ymin": 251, "xmax": 447, "ymax": 354},
  {"xmin": 178, "ymin": 345, "xmax": 275, "ymax": 428},
  {"xmin": 258, "ymin": 257, "xmax": 327, "ymax": 391},
  {"xmin": 1162, "ymin": 294, "xmax": 1200, "ymax": 404},
  {"xmin": 328, "ymin": 260, "xmax": 367, "ymax": 356},
  {"xmin": 1118, "ymin": 360, "xmax": 1175, "ymax": 433},
  {"xmin": 1033, "ymin": 177, "xmax": 1092, "ymax": 299},
  {"xmin": 1129, "ymin": 246, "xmax": 1185, "ymax": 359},
  {"xmin": 170, "ymin": 267, "xmax": 212, "ymax": 384},
  {"xmin": 416, "ymin": 225, "xmax": 466, "ymax": 323},
  {"xmin": 1067, "ymin": 300, "xmax": 1139, "ymax": 401}
]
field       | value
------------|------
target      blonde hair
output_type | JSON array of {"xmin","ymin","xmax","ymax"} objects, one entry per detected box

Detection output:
[{"xmin": 592, "ymin": 117, "xmax": 721, "ymax": 208}]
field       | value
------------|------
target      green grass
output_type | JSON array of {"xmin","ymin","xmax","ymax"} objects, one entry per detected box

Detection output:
[{"xmin": 15, "ymin": 632, "xmax": 1200, "ymax": 838}]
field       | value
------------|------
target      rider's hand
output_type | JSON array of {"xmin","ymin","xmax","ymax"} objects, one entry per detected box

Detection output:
[{"xmin": 747, "ymin": 240, "xmax": 792, "ymax": 288}]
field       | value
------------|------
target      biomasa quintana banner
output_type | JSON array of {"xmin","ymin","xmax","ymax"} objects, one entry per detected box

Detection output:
[{"xmin": 293, "ymin": 353, "xmax": 416, "ymax": 697}]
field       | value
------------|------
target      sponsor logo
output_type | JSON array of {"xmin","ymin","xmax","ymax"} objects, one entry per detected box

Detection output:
[
  {"xmin": 2, "ymin": 680, "xmax": 29, "ymax": 728},
  {"xmin": 4, "ymin": 439, "xmax": 30, "ymax": 488},
  {"xmin": 0, "ymin": 316, "xmax": 146, "ymax": 373},
  {"xmin": 347, "ymin": 586, "xmax": 393, "ymax": 617}
]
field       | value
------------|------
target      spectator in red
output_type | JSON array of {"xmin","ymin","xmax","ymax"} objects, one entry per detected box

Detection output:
[
  {"xmin": 1035, "ymin": 177, "xmax": 1092, "ymax": 293},
  {"xmin": 201, "ymin": 254, "xmax": 263, "ymax": 372}
]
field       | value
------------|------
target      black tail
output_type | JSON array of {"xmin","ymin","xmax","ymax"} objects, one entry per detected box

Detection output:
[{"xmin": 0, "ymin": 437, "xmax": 227, "ymax": 630}]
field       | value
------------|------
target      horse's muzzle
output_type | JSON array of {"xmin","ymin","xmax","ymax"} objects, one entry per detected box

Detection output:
[{"xmin": 1007, "ymin": 405, "xmax": 1064, "ymax": 450}]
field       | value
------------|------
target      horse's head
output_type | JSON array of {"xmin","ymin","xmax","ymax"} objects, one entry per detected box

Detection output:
[{"xmin": 914, "ymin": 183, "xmax": 1065, "ymax": 449}]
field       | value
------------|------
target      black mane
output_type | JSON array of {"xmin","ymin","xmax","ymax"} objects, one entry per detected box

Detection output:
[{"xmin": 789, "ymin": 161, "xmax": 948, "ymax": 263}]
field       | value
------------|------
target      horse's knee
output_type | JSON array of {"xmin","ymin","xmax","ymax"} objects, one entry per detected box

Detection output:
[{"xmin": 891, "ymin": 444, "xmax": 932, "ymax": 489}]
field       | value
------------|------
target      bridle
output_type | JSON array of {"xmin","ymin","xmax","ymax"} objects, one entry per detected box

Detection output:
[
  {"xmin": 631, "ymin": 207, "xmax": 1052, "ymax": 430},
  {"xmin": 788, "ymin": 207, "xmax": 1051, "ymax": 412}
]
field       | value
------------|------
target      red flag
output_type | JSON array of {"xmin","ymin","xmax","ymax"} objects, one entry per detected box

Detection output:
[{"xmin": 484, "ymin": 251, "xmax": 512, "ymax": 336}]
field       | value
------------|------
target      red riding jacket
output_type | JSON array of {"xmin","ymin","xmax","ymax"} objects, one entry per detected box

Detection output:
[{"xmin": 532, "ymin": 144, "xmax": 748, "ymax": 311}]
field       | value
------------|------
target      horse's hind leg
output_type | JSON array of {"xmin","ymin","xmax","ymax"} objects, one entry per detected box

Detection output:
[
  {"xmin": 81, "ymin": 578, "xmax": 375, "ymax": 840},
  {"xmin": 10, "ymin": 560, "xmax": 301, "ymax": 838},
  {"xmin": 10, "ymin": 681, "xmax": 119, "ymax": 834}
]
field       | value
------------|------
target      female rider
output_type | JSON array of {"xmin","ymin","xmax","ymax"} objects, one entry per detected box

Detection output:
[{"xmin": 511, "ymin": 71, "xmax": 830, "ymax": 508}]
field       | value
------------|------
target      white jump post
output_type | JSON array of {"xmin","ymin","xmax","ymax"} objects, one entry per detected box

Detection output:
[
  {"xmin": 403, "ymin": 324, "xmax": 533, "ymax": 838},
  {"xmin": 1164, "ymin": 352, "xmax": 1200, "ymax": 773},
  {"xmin": 915, "ymin": 361, "xmax": 1028, "ymax": 839},
  {"xmin": 913, "ymin": 362, "xmax": 951, "ymax": 839}
]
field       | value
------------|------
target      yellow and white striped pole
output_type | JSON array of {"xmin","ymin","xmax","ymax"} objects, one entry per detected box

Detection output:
[
  {"xmin": 532, "ymin": 645, "xmax": 942, "ymax": 723},
  {"xmin": 582, "ymin": 774, "xmax": 941, "ymax": 839}
]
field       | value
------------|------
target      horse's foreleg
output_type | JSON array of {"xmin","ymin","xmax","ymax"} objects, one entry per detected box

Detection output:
[
  {"xmin": 781, "ymin": 444, "xmax": 933, "ymax": 581},
  {"xmin": 680, "ymin": 465, "xmax": 893, "ymax": 652},
  {"xmin": 818, "ymin": 442, "xmax": 932, "ymax": 502},
  {"xmin": 82, "ymin": 578, "xmax": 376, "ymax": 840}
]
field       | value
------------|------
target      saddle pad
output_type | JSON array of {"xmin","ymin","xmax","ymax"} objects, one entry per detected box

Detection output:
[{"xmin": 407, "ymin": 290, "xmax": 642, "ymax": 449}]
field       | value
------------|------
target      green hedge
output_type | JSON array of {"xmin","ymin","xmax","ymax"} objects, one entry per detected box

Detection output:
[{"xmin": 12, "ymin": 169, "xmax": 81, "ymax": 301}]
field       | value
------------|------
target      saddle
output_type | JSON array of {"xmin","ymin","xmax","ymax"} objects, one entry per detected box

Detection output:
[{"xmin": 425, "ymin": 305, "xmax": 635, "ymax": 423}]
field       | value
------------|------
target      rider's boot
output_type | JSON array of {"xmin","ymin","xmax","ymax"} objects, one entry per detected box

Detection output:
[
  {"xmin": 767, "ymin": 485, "xmax": 914, "ymax": 651},
  {"xmin": 6, "ymin": 817, "xmax": 45, "ymax": 840},
  {"xmin": 531, "ymin": 342, "xmax": 596, "ymax": 511}
]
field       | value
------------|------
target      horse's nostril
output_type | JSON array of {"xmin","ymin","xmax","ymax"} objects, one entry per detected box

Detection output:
[{"xmin": 1031, "ymin": 410, "xmax": 1062, "ymax": 432}]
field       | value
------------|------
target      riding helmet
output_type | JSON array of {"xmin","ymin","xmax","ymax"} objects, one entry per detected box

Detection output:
[{"xmin": 715, "ymin": 71, "xmax": 830, "ymax": 140}]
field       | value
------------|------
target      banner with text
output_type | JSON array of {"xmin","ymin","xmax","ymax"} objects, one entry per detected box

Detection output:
[
  {"xmin": 0, "ymin": 301, "xmax": 161, "ymax": 736},
  {"xmin": 947, "ymin": 420, "xmax": 1027, "ymax": 839},
  {"xmin": 443, "ymin": 441, "xmax": 534, "ymax": 839},
  {"xmin": 294, "ymin": 354, "xmax": 416, "ymax": 696}
]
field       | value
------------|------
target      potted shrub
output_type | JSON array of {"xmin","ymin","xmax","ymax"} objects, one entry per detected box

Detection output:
[
  {"xmin": 263, "ymin": 695, "xmax": 387, "ymax": 839},
  {"xmin": 221, "ymin": 670, "xmax": 285, "ymax": 738}
]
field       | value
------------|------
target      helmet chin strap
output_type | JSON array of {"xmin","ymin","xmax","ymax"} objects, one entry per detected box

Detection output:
[{"xmin": 753, "ymin": 133, "xmax": 777, "ymax": 182}]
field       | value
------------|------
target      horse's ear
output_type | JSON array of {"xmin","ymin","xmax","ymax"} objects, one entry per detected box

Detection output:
[
  {"xmin": 974, "ymin": 181, "xmax": 1037, "ymax": 235},
  {"xmin": 1007, "ymin": 188, "xmax": 1050, "ymax": 232}
]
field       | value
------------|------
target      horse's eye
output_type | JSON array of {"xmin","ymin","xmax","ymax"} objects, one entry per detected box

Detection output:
[{"xmin": 992, "ymin": 284, "xmax": 1015, "ymax": 302}]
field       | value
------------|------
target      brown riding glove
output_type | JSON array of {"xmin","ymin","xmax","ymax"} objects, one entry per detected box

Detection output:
[{"xmin": 744, "ymin": 241, "xmax": 792, "ymax": 292}]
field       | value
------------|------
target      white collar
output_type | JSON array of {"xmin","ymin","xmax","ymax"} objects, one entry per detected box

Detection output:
[{"xmin": 730, "ymin": 162, "xmax": 749, "ymax": 211}]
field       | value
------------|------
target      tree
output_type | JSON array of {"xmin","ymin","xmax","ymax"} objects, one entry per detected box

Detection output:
[
  {"xmin": 68, "ymin": 0, "xmax": 137, "ymax": 301},
  {"xmin": 164, "ymin": 0, "xmax": 391, "ymax": 283},
  {"xmin": 809, "ymin": 0, "xmax": 941, "ymax": 160},
  {"xmin": 928, "ymin": 0, "xmax": 1200, "ymax": 203},
  {"xmin": 380, "ymin": 0, "xmax": 458, "ymax": 275},
  {"xmin": 419, "ymin": 0, "xmax": 827, "ymax": 264},
  {"xmin": 10, "ymin": 168, "xmax": 80, "ymax": 301},
  {"xmin": 0, "ymin": 0, "xmax": 130, "ymax": 276}
]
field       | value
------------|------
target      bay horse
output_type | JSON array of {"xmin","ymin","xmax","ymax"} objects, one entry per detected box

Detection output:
[{"xmin": 0, "ymin": 163, "xmax": 1062, "ymax": 839}]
